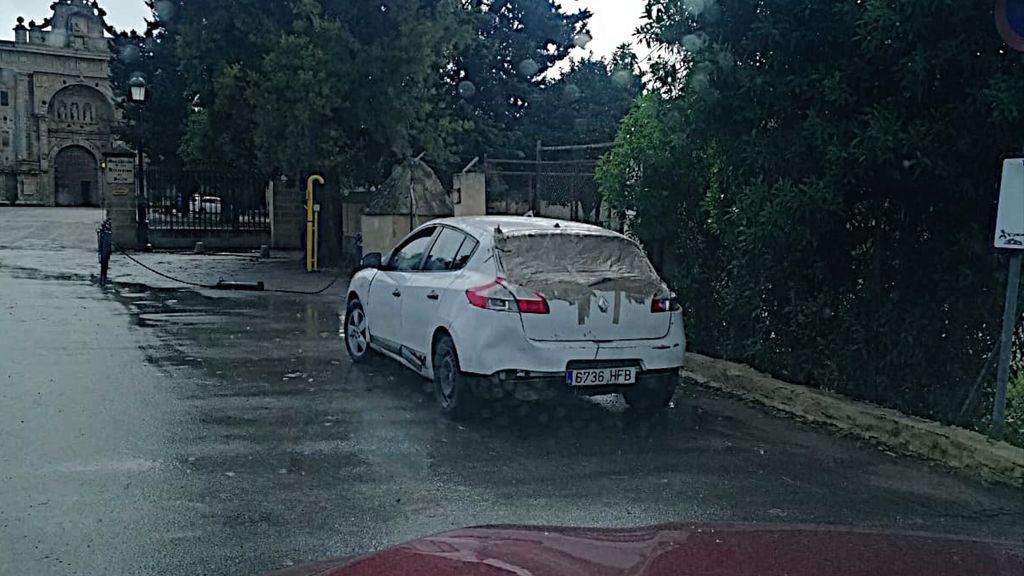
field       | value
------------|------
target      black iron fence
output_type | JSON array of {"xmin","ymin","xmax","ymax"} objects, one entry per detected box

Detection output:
[{"xmin": 145, "ymin": 169, "xmax": 270, "ymax": 231}]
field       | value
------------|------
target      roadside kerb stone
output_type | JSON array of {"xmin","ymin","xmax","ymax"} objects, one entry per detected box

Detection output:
[{"xmin": 681, "ymin": 353, "xmax": 1024, "ymax": 486}]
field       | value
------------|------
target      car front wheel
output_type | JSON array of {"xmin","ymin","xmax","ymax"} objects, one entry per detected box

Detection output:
[
  {"xmin": 345, "ymin": 299, "xmax": 371, "ymax": 362},
  {"xmin": 623, "ymin": 370, "xmax": 678, "ymax": 414},
  {"xmin": 432, "ymin": 334, "xmax": 478, "ymax": 420}
]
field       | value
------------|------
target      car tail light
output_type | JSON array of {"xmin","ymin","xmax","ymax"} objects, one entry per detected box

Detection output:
[
  {"xmin": 516, "ymin": 297, "xmax": 550, "ymax": 314},
  {"xmin": 466, "ymin": 278, "xmax": 550, "ymax": 314},
  {"xmin": 466, "ymin": 280, "xmax": 514, "ymax": 312},
  {"xmin": 651, "ymin": 293, "xmax": 680, "ymax": 313}
]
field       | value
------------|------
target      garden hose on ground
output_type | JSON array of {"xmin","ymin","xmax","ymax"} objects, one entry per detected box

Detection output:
[{"xmin": 112, "ymin": 244, "xmax": 343, "ymax": 295}]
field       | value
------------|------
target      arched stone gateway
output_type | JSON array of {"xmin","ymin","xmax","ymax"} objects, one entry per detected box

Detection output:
[
  {"xmin": 1, "ymin": 0, "xmax": 117, "ymax": 205},
  {"xmin": 54, "ymin": 145, "xmax": 99, "ymax": 206}
]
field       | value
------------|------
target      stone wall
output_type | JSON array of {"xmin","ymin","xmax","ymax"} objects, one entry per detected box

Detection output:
[
  {"xmin": 149, "ymin": 229, "xmax": 272, "ymax": 251},
  {"xmin": 270, "ymin": 183, "xmax": 305, "ymax": 250},
  {"xmin": 362, "ymin": 214, "xmax": 412, "ymax": 256}
]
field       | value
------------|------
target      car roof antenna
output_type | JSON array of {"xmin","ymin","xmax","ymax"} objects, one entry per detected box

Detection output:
[{"xmin": 553, "ymin": 222, "xmax": 561, "ymax": 228}]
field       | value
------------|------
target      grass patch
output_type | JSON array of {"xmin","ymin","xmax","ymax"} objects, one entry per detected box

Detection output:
[{"xmin": 1007, "ymin": 371, "xmax": 1024, "ymax": 447}]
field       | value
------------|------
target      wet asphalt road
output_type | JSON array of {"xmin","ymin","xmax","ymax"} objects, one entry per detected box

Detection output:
[{"xmin": 2, "ymin": 212, "xmax": 1024, "ymax": 576}]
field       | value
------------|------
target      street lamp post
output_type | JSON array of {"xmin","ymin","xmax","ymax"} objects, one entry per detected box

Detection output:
[{"xmin": 129, "ymin": 76, "xmax": 150, "ymax": 251}]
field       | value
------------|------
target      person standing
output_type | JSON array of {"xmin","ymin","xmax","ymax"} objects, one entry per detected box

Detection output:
[{"xmin": 96, "ymin": 218, "xmax": 113, "ymax": 285}]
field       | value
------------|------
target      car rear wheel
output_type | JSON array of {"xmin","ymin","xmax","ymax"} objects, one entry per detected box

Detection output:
[
  {"xmin": 345, "ymin": 299, "xmax": 371, "ymax": 363},
  {"xmin": 432, "ymin": 335, "xmax": 478, "ymax": 420},
  {"xmin": 623, "ymin": 371, "xmax": 678, "ymax": 414}
]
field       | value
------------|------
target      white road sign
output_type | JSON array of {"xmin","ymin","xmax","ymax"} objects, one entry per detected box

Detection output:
[{"xmin": 995, "ymin": 157, "xmax": 1024, "ymax": 249}]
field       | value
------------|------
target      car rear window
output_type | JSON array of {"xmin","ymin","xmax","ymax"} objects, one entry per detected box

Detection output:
[{"xmin": 494, "ymin": 232, "xmax": 665, "ymax": 300}]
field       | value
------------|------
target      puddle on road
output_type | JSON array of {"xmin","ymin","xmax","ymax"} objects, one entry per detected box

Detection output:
[
  {"xmin": 109, "ymin": 283, "xmax": 716, "ymax": 468},
  {"xmin": 110, "ymin": 284, "xmax": 692, "ymax": 434},
  {"xmin": 112, "ymin": 284, "xmax": 345, "ymax": 385},
  {"xmin": 0, "ymin": 263, "xmax": 94, "ymax": 284},
  {"xmin": 108, "ymin": 284, "xmax": 377, "ymax": 491},
  {"xmin": 115, "ymin": 285, "xmax": 261, "ymax": 328},
  {"xmin": 137, "ymin": 312, "xmax": 228, "ymax": 326}
]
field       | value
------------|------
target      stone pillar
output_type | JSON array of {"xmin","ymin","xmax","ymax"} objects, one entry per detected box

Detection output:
[
  {"xmin": 271, "ymin": 183, "xmax": 305, "ymax": 250},
  {"xmin": 103, "ymin": 155, "xmax": 137, "ymax": 249},
  {"xmin": 453, "ymin": 172, "xmax": 486, "ymax": 217},
  {"xmin": 38, "ymin": 118, "xmax": 49, "ymax": 171},
  {"xmin": 13, "ymin": 73, "xmax": 29, "ymax": 163},
  {"xmin": 14, "ymin": 22, "xmax": 28, "ymax": 44}
]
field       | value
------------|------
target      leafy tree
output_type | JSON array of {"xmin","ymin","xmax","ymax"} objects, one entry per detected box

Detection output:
[
  {"xmin": 247, "ymin": 0, "xmax": 469, "ymax": 183},
  {"xmin": 112, "ymin": 0, "xmax": 594, "ymax": 182},
  {"xmin": 600, "ymin": 0, "xmax": 1024, "ymax": 425},
  {"xmin": 109, "ymin": 16, "xmax": 189, "ymax": 169},
  {"xmin": 524, "ymin": 45, "xmax": 643, "ymax": 147},
  {"xmin": 450, "ymin": 0, "xmax": 591, "ymax": 157},
  {"xmin": 134, "ymin": 0, "xmax": 469, "ymax": 183},
  {"xmin": 170, "ymin": 0, "xmax": 294, "ymax": 169}
]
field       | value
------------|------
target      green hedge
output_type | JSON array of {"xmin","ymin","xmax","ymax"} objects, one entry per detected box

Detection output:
[{"xmin": 599, "ymin": 1, "xmax": 1024, "ymax": 437}]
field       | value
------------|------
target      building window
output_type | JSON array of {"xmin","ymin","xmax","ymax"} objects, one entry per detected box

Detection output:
[
  {"xmin": 0, "ymin": 91, "xmax": 8, "ymax": 106},
  {"xmin": 1, "ymin": 132, "xmax": 9, "ymax": 148}
]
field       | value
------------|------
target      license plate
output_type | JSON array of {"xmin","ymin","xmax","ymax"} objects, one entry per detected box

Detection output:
[{"xmin": 566, "ymin": 367, "xmax": 637, "ymax": 387}]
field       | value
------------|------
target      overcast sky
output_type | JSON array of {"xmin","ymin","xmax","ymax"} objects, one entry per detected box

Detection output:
[{"xmin": 2, "ymin": 0, "xmax": 646, "ymax": 59}]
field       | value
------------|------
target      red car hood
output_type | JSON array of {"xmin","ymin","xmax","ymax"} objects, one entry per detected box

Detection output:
[{"xmin": 269, "ymin": 523, "xmax": 1024, "ymax": 576}]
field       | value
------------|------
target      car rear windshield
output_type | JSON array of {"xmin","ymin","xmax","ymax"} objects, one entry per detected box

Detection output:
[{"xmin": 495, "ymin": 232, "xmax": 665, "ymax": 300}]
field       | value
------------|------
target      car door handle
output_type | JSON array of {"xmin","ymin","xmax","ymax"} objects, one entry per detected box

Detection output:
[
  {"xmin": 392, "ymin": 289, "xmax": 402, "ymax": 298},
  {"xmin": 427, "ymin": 291, "xmax": 440, "ymax": 300}
]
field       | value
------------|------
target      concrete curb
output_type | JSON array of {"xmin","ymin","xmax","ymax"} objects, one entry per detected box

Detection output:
[{"xmin": 681, "ymin": 353, "xmax": 1024, "ymax": 486}]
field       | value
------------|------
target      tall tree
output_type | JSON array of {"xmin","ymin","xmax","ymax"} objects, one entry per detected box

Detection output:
[
  {"xmin": 155, "ymin": 0, "xmax": 468, "ymax": 183},
  {"xmin": 169, "ymin": 0, "xmax": 299, "ymax": 169},
  {"xmin": 450, "ymin": 0, "xmax": 591, "ymax": 157},
  {"xmin": 244, "ymin": 0, "xmax": 468, "ymax": 183},
  {"xmin": 524, "ymin": 45, "xmax": 643, "ymax": 147},
  {"xmin": 113, "ymin": 0, "xmax": 592, "ymax": 181},
  {"xmin": 109, "ymin": 9, "xmax": 188, "ymax": 169}
]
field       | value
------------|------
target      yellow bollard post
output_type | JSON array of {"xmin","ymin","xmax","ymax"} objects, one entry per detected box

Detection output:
[
  {"xmin": 305, "ymin": 175, "xmax": 324, "ymax": 272},
  {"xmin": 313, "ymin": 209, "xmax": 320, "ymax": 271}
]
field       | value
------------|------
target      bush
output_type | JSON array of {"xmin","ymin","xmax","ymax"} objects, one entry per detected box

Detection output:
[
  {"xmin": 599, "ymin": 0, "xmax": 1023, "ymax": 432},
  {"xmin": 1008, "ymin": 371, "xmax": 1024, "ymax": 447}
]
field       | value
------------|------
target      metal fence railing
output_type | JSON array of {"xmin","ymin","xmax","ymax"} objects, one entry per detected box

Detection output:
[
  {"xmin": 145, "ymin": 169, "xmax": 270, "ymax": 231},
  {"xmin": 483, "ymin": 157, "xmax": 603, "ymax": 222}
]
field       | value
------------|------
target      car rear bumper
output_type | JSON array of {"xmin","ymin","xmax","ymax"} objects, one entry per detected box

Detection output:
[
  {"xmin": 471, "ymin": 368, "xmax": 679, "ymax": 401},
  {"xmin": 448, "ymin": 308, "xmax": 686, "ymax": 377}
]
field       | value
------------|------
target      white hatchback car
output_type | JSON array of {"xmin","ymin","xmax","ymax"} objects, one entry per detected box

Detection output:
[{"xmin": 344, "ymin": 216, "xmax": 685, "ymax": 419}]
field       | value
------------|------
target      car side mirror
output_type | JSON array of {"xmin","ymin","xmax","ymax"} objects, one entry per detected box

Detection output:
[{"xmin": 360, "ymin": 252, "xmax": 383, "ymax": 269}]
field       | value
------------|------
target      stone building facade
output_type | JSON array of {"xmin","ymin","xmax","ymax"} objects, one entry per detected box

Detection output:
[{"xmin": 1, "ymin": 0, "xmax": 118, "ymax": 206}]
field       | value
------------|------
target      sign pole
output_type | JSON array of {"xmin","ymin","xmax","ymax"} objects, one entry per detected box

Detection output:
[
  {"xmin": 992, "ymin": 253, "xmax": 1021, "ymax": 439},
  {"xmin": 990, "ymin": 1, "xmax": 1024, "ymax": 439},
  {"xmin": 990, "ymin": 154, "xmax": 1024, "ymax": 439}
]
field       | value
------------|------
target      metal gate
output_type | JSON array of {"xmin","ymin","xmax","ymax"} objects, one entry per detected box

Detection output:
[
  {"xmin": 482, "ymin": 141, "xmax": 613, "ymax": 224},
  {"xmin": 144, "ymin": 168, "xmax": 270, "ymax": 231}
]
